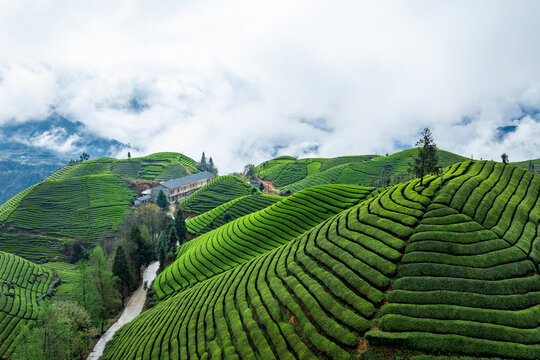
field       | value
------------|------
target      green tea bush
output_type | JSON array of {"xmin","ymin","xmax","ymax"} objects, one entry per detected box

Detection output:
[{"xmin": 0, "ymin": 252, "xmax": 54, "ymax": 358}]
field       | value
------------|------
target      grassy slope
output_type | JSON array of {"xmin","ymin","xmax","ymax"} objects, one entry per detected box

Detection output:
[
  {"xmin": 181, "ymin": 175, "xmax": 257, "ymax": 215},
  {"xmin": 0, "ymin": 252, "xmax": 54, "ymax": 358},
  {"xmin": 42, "ymin": 262, "xmax": 80, "ymax": 300},
  {"xmin": 186, "ymin": 194, "xmax": 282, "ymax": 235},
  {"xmin": 103, "ymin": 161, "xmax": 539, "ymax": 360},
  {"xmin": 155, "ymin": 184, "xmax": 375, "ymax": 298}
]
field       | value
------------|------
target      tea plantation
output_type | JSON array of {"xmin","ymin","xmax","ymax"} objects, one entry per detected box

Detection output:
[
  {"xmin": 186, "ymin": 194, "xmax": 282, "ymax": 235},
  {"xmin": 255, "ymin": 155, "xmax": 377, "ymax": 188},
  {"xmin": 0, "ymin": 252, "xmax": 54, "ymax": 358},
  {"xmin": 103, "ymin": 160, "xmax": 540, "ymax": 359},
  {"xmin": 0, "ymin": 175, "xmax": 135, "ymax": 259},
  {"xmin": 181, "ymin": 175, "xmax": 258, "ymax": 215},
  {"xmin": 155, "ymin": 184, "xmax": 375, "ymax": 298},
  {"xmin": 257, "ymin": 149, "xmax": 468, "ymax": 192},
  {"xmin": 0, "ymin": 152, "xmax": 199, "ymax": 261},
  {"xmin": 47, "ymin": 152, "xmax": 198, "ymax": 181}
]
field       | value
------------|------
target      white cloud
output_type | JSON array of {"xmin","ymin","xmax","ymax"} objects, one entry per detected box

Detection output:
[{"xmin": 1, "ymin": 0, "xmax": 540, "ymax": 172}]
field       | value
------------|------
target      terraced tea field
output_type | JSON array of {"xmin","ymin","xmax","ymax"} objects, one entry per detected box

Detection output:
[
  {"xmin": 0, "ymin": 233, "xmax": 66, "ymax": 262},
  {"xmin": 181, "ymin": 175, "xmax": 258, "ymax": 214},
  {"xmin": 1, "ymin": 175, "xmax": 134, "ymax": 251},
  {"xmin": 255, "ymin": 155, "xmax": 377, "ymax": 188},
  {"xmin": 47, "ymin": 152, "xmax": 198, "ymax": 182},
  {"xmin": 0, "ymin": 252, "xmax": 54, "ymax": 358},
  {"xmin": 0, "ymin": 152, "xmax": 199, "ymax": 262},
  {"xmin": 103, "ymin": 160, "xmax": 540, "ymax": 359},
  {"xmin": 186, "ymin": 194, "xmax": 282, "ymax": 234},
  {"xmin": 366, "ymin": 160, "xmax": 540, "ymax": 358},
  {"xmin": 257, "ymin": 149, "xmax": 468, "ymax": 193},
  {"xmin": 155, "ymin": 184, "xmax": 375, "ymax": 298}
]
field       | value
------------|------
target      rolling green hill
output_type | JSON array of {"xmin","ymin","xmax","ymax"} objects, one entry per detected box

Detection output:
[
  {"xmin": 155, "ymin": 184, "xmax": 375, "ymax": 298},
  {"xmin": 181, "ymin": 175, "xmax": 258, "ymax": 215},
  {"xmin": 0, "ymin": 175, "xmax": 135, "ymax": 261},
  {"xmin": 186, "ymin": 194, "xmax": 282, "ymax": 235},
  {"xmin": 0, "ymin": 252, "xmax": 55, "ymax": 358},
  {"xmin": 47, "ymin": 152, "xmax": 198, "ymax": 181},
  {"xmin": 103, "ymin": 161, "xmax": 539, "ymax": 359},
  {"xmin": 511, "ymin": 158, "xmax": 540, "ymax": 174},
  {"xmin": 258, "ymin": 149, "xmax": 469, "ymax": 193},
  {"xmin": 255, "ymin": 155, "xmax": 377, "ymax": 188},
  {"xmin": 0, "ymin": 152, "xmax": 198, "ymax": 262}
]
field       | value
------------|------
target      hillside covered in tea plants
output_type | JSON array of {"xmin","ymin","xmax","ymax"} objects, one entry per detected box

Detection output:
[
  {"xmin": 255, "ymin": 149, "xmax": 469, "ymax": 192},
  {"xmin": 0, "ymin": 252, "xmax": 55, "ymax": 358},
  {"xmin": 0, "ymin": 152, "xmax": 198, "ymax": 262},
  {"xmin": 103, "ymin": 160, "xmax": 540, "ymax": 360}
]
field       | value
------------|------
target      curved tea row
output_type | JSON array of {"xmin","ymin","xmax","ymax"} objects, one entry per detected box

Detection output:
[
  {"xmin": 181, "ymin": 176, "xmax": 259, "ymax": 215},
  {"xmin": 186, "ymin": 194, "xmax": 282, "ymax": 235},
  {"xmin": 155, "ymin": 184, "xmax": 374, "ymax": 298},
  {"xmin": 0, "ymin": 252, "xmax": 54, "ymax": 358},
  {"xmin": 102, "ymin": 171, "xmax": 437, "ymax": 359},
  {"xmin": 367, "ymin": 161, "xmax": 540, "ymax": 359},
  {"xmin": 102, "ymin": 161, "xmax": 539, "ymax": 359}
]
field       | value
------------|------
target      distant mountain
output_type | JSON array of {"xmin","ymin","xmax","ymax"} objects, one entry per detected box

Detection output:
[{"xmin": 0, "ymin": 114, "xmax": 130, "ymax": 204}]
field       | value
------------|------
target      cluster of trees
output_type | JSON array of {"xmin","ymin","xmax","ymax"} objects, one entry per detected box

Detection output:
[
  {"xmin": 157, "ymin": 208, "xmax": 187, "ymax": 271},
  {"xmin": 198, "ymin": 152, "xmax": 218, "ymax": 175},
  {"xmin": 16, "ymin": 202, "xmax": 184, "ymax": 359},
  {"xmin": 14, "ymin": 300, "xmax": 92, "ymax": 360},
  {"xmin": 68, "ymin": 152, "xmax": 90, "ymax": 165},
  {"xmin": 75, "ymin": 247, "xmax": 122, "ymax": 334},
  {"xmin": 243, "ymin": 164, "xmax": 255, "ymax": 178},
  {"xmin": 14, "ymin": 247, "xmax": 117, "ymax": 359}
]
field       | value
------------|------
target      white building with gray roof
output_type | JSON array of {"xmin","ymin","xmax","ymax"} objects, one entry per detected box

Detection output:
[{"xmin": 137, "ymin": 171, "xmax": 215, "ymax": 205}]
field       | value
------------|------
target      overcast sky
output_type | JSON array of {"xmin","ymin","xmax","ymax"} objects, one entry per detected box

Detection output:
[{"xmin": 1, "ymin": 1, "xmax": 540, "ymax": 172}]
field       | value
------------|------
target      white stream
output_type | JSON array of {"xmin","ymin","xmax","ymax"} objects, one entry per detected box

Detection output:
[{"xmin": 87, "ymin": 261, "xmax": 160, "ymax": 360}]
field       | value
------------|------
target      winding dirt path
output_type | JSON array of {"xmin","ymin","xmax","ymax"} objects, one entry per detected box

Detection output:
[{"xmin": 87, "ymin": 261, "xmax": 160, "ymax": 359}]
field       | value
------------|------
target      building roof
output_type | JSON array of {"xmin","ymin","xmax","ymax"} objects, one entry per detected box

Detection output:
[
  {"xmin": 136, "ymin": 194, "xmax": 152, "ymax": 201},
  {"xmin": 159, "ymin": 171, "xmax": 214, "ymax": 189}
]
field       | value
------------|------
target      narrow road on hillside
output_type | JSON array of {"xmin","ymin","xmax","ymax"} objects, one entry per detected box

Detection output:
[{"xmin": 87, "ymin": 261, "xmax": 160, "ymax": 360}]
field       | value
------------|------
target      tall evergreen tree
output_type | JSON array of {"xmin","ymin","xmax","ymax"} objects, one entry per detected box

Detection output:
[
  {"xmin": 128, "ymin": 151, "xmax": 131, "ymax": 159},
  {"xmin": 199, "ymin": 152, "xmax": 207, "ymax": 171},
  {"xmin": 73, "ymin": 260, "xmax": 101, "ymax": 325},
  {"xmin": 174, "ymin": 208, "xmax": 187, "ymax": 247},
  {"xmin": 167, "ymin": 226, "xmax": 179, "ymax": 254},
  {"xmin": 243, "ymin": 164, "xmax": 255, "ymax": 178},
  {"xmin": 156, "ymin": 190, "xmax": 169, "ymax": 211},
  {"xmin": 207, "ymin": 157, "xmax": 217, "ymax": 175},
  {"xmin": 408, "ymin": 127, "xmax": 439, "ymax": 186},
  {"xmin": 157, "ymin": 231, "xmax": 168, "ymax": 270},
  {"xmin": 89, "ymin": 247, "xmax": 121, "ymax": 333},
  {"xmin": 112, "ymin": 245, "xmax": 134, "ymax": 295},
  {"xmin": 130, "ymin": 225, "xmax": 154, "ymax": 271},
  {"xmin": 501, "ymin": 153, "xmax": 509, "ymax": 164}
]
